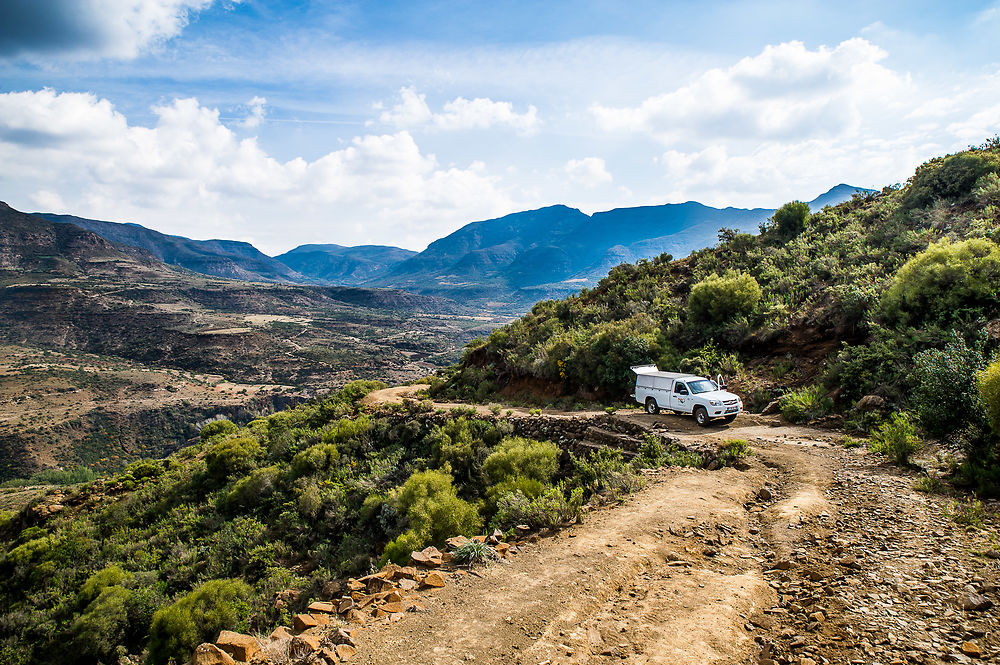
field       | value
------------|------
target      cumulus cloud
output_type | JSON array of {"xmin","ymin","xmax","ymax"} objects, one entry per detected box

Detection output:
[
  {"xmin": 592, "ymin": 39, "xmax": 908, "ymax": 145},
  {"xmin": 564, "ymin": 157, "xmax": 612, "ymax": 187},
  {"xmin": 0, "ymin": 0, "xmax": 227, "ymax": 60},
  {"xmin": 378, "ymin": 86, "xmax": 540, "ymax": 134},
  {"xmin": 0, "ymin": 89, "xmax": 513, "ymax": 251}
]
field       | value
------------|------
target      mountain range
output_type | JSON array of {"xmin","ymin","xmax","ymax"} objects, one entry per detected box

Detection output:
[{"xmin": 32, "ymin": 184, "xmax": 871, "ymax": 310}]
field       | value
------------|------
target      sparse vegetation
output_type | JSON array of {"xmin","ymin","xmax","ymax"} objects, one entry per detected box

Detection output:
[{"xmin": 867, "ymin": 413, "xmax": 922, "ymax": 465}]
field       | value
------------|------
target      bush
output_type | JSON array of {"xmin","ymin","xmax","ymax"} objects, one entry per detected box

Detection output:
[
  {"xmin": 688, "ymin": 272, "xmax": 762, "ymax": 324},
  {"xmin": 980, "ymin": 359, "xmax": 1000, "ymax": 436},
  {"xmin": 779, "ymin": 385, "xmax": 833, "ymax": 423},
  {"xmin": 491, "ymin": 486, "xmax": 583, "ymax": 531},
  {"xmin": 78, "ymin": 565, "xmax": 129, "ymax": 607},
  {"xmin": 200, "ymin": 419, "xmax": 238, "ymax": 442},
  {"xmin": 291, "ymin": 443, "xmax": 340, "ymax": 477},
  {"xmin": 383, "ymin": 470, "xmax": 483, "ymax": 563},
  {"xmin": 880, "ymin": 238, "xmax": 1000, "ymax": 326},
  {"xmin": 451, "ymin": 540, "xmax": 501, "ymax": 566},
  {"xmin": 867, "ymin": 412, "xmax": 922, "ymax": 465},
  {"xmin": 147, "ymin": 579, "xmax": 253, "ymax": 665},
  {"xmin": 912, "ymin": 334, "xmax": 986, "ymax": 437},
  {"xmin": 71, "ymin": 586, "xmax": 134, "ymax": 661},
  {"xmin": 769, "ymin": 200, "xmax": 811, "ymax": 239},
  {"xmin": 205, "ymin": 436, "xmax": 262, "ymax": 480},
  {"xmin": 901, "ymin": 150, "xmax": 1000, "ymax": 211},
  {"xmin": 718, "ymin": 439, "xmax": 752, "ymax": 466},
  {"xmin": 482, "ymin": 437, "xmax": 559, "ymax": 486}
]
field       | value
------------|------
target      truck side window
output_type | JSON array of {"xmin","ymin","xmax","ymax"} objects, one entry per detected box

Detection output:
[{"xmin": 675, "ymin": 383, "xmax": 687, "ymax": 394}]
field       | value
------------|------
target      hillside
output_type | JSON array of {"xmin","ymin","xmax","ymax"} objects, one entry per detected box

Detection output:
[
  {"xmin": 434, "ymin": 142, "xmax": 1000, "ymax": 485},
  {"xmin": 368, "ymin": 185, "xmax": 869, "ymax": 308},
  {"xmin": 274, "ymin": 244, "xmax": 417, "ymax": 285},
  {"xmin": 39, "ymin": 212, "xmax": 309, "ymax": 284},
  {"xmin": 0, "ymin": 203, "xmax": 491, "ymax": 479}
]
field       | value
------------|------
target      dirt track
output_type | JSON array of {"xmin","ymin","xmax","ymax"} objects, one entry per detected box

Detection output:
[{"xmin": 351, "ymin": 390, "xmax": 1000, "ymax": 665}]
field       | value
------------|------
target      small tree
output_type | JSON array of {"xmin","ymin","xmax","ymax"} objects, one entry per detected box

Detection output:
[
  {"xmin": 769, "ymin": 201, "xmax": 810, "ymax": 240},
  {"xmin": 688, "ymin": 272, "xmax": 762, "ymax": 324}
]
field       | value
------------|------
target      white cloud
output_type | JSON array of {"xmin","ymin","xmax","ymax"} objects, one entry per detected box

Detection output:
[
  {"xmin": 0, "ymin": 0, "xmax": 231, "ymax": 60},
  {"xmin": 592, "ymin": 39, "xmax": 908, "ymax": 145},
  {"xmin": 378, "ymin": 86, "xmax": 540, "ymax": 134},
  {"xmin": 0, "ymin": 89, "xmax": 513, "ymax": 252},
  {"xmin": 564, "ymin": 157, "xmax": 612, "ymax": 187},
  {"xmin": 238, "ymin": 96, "xmax": 267, "ymax": 129}
]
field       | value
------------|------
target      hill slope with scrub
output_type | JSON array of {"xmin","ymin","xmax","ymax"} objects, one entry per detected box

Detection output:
[{"xmin": 435, "ymin": 140, "xmax": 1000, "ymax": 488}]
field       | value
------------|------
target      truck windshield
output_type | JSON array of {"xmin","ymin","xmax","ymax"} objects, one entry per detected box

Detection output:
[{"xmin": 688, "ymin": 379, "xmax": 717, "ymax": 394}]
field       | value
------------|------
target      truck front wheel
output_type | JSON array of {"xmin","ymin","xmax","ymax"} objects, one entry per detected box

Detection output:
[
  {"xmin": 694, "ymin": 406, "xmax": 710, "ymax": 427},
  {"xmin": 645, "ymin": 398, "xmax": 660, "ymax": 414}
]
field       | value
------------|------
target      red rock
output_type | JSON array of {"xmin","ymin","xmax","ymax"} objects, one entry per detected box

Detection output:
[
  {"xmin": 292, "ymin": 613, "xmax": 319, "ymax": 632},
  {"xmin": 421, "ymin": 572, "xmax": 446, "ymax": 588},
  {"xmin": 268, "ymin": 626, "xmax": 292, "ymax": 641},
  {"xmin": 215, "ymin": 630, "xmax": 259, "ymax": 662},
  {"xmin": 337, "ymin": 596, "xmax": 355, "ymax": 613},
  {"xmin": 307, "ymin": 601, "xmax": 335, "ymax": 614},
  {"xmin": 190, "ymin": 643, "xmax": 236, "ymax": 665},
  {"xmin": 335, "ymin": 644, "xmax": 357, "ymax": 661},
  {"xmin": 291, "ymin": 634, "xmax": 321, "ymax": 653},
  {"xmin": 381, "ymin": 601, "xmax": 404, "ymax": 614}
]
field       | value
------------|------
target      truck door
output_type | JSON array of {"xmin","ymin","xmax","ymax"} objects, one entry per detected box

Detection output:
[{"xmin": 671, "ymin": 381, "xmax": 691, "ymax": 412}]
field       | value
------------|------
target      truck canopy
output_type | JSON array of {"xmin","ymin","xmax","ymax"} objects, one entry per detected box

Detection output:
[{"xmin": 630, "ymin": 365, "xmax": 703, "ymax": 382}]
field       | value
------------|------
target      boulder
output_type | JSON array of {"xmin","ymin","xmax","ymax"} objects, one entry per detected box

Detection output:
[
  {"xmin": 421, "ymin": 571, "xmax": 446, "ymax": 588},
  {"xmin": 411, "ymin": 546, "xmax": 443, "ymax": 567},
  {"xmin": 381, "ymin": 601, "xmax": 405, "ymax": 614},
  {"xmin": 855, "ymin": 394, "xmax": 887, "ymax": 412},
  {"xmin": 307, "ymin": 601, "xmax": 335, "ymax": 614},
  {"xmin": 215, "ymin": 630, "xmax": 259, "ymax": 662},
  {"xmin": 445, "ymin": 535, "xmax": 471, "ymax": 550},
  {"xmin": 958, "ymin": 593, "xmax": 994, "ymax": 611},
  {"xmin": 292, "ymin": 613, "xmax": 319, "ymax": 632},
  {"xmin": 335, "ymin": 644, "xmax": 357, "ymax": 662},
  {"xmin": 331, "ymin": 628, "xmax": 356, "ymax": 646},
  {"xmin": 268, "ymin": 626, "xmax": 292, "ymax": 641},
  {"xmin": 190, "ymin": 643, "xmax": 236, "ymax": 665},
  {"xmin": 345, "ymin": 609, "xmax": 367, "ymax": 624},
  {"xmin": 961, "ymin": 641, "xmax": 982, "ymax": 658},
  {"xmin": 337, "ymin": 596, "xmax": 355, "ymax": 613},
  {"xmin": 291, "ymin": 634, "xmax": 322, "ymax": 653},
  {"xmin": 393, "ymin": 566, "xmax": 418, "ymax": 580}
]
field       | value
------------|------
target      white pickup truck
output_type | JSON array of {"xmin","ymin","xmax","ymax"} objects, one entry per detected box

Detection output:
[{"xmin": 630, "ymin": 365, "xmax": 743, "ymax": 427}]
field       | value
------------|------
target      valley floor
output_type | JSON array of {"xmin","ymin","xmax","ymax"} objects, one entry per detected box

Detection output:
[{"xmin": 347, "ymin": 398, "xmax": 1000, "ymax": 664}]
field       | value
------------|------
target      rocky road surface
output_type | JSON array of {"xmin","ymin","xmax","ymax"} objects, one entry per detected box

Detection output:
[{"xmin": 349, "ymin": 389, "xmax": 1000, "ymax": 665}]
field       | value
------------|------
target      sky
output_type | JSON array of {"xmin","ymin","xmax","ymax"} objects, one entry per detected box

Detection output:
[{"xmin": 0, "ymin": 1, "xmax": 998, "ymax": 255}]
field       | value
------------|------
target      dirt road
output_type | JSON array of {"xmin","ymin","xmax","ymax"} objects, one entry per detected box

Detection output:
[{"xmin": 350, "ymin": 391, "xmax": 1000, "ymax": 665}]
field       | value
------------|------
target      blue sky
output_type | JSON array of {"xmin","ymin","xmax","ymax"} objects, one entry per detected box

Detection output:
[{"xmin": 0, "ymin": 0, "xmax": 998, "ymax": 253}]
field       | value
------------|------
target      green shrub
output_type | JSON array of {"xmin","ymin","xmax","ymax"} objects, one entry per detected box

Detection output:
[
  {"xmin": 383, "ymin": 470, "xmax": 483, "ymax": 563},
  {"xmin": 482, "ymin": 436, "xmax": 559, "ymax": 485},
  {"xmin": 569, "ymin": 448, "xmax": 645, "ymax": 499},
  {"xmin": 491, "ymin": 486, "xmax": 583, "ymax": 531},
  {"xmin": 200, "ymin": 419, "xmax": 238, "ymax": 442},
  {"xmin": 867, "ymin": 412, "xmax": 922, "ymax": 465},
  {"xmin": 718, "ymin": 439, "xmax": 752, "ymax": 466},
  {"xmin": 880, "ymin": 238, "xmax": 1000, "ymax": 326},
  {"xmin": 291, "ymin": 443, "xmax": 340, "ymax": 477},
  {"xmin": 902, "ymin": 150, "xmax": 1000, "ymax": 211},
  {"xmin": 205, "ymin": 436, "xmax": 262, "ymax": 480},
  {"xmin": 980, "ymin": 359, "xmax": 1000, "ymax": 436},
  {"xmin": 688, "ymin": 272, "xmax": 762, "ymax": 324},
  {"xmin": 769, "ymin": 200, "xmax": 811, "ymax": 239},
  {"xmin": 912, "ymin": 334, "xmax": 986, "ymax": 437},
  {"xmin": 78, "ymin": 565, "xmax": 129, "ymax": 607},
  {"xmin": 637, "ymin": 435, "xmax": 667, "ymax": 467},
  {"xmin": 71, "ymin": 586, "xmax": 133, "ymax": 661},
  {"xmin": 779, "ymin": 385, "xmax": 833, "ymax": 423},
  {"xmin": 840, "ymin": 436, "xmax": 864, "ymax": 449},
  {"xmin": 147, "ymin": 579, "xmax": 253, "ymax": 665},
  {"xmin": 451, "ymin": 540, "xmax": 501, "ymax": 566},
  {"xmin": 224, "ymin": 465, "xmax": 281, "ymax": 511}
]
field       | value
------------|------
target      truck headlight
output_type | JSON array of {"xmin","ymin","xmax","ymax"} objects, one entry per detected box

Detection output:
[{"xmin": 709, "ymin": 400, "xmax": 719, "ymax": 406}]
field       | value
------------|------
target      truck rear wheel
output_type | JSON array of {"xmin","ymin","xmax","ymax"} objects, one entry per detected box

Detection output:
[
  {"xmin": 645, "ymin": 398, "xmax": 660, "ymax": 414},
  {"xmin": 694, "ymin": 406, "xmax": 710, "ymax": 427}
]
